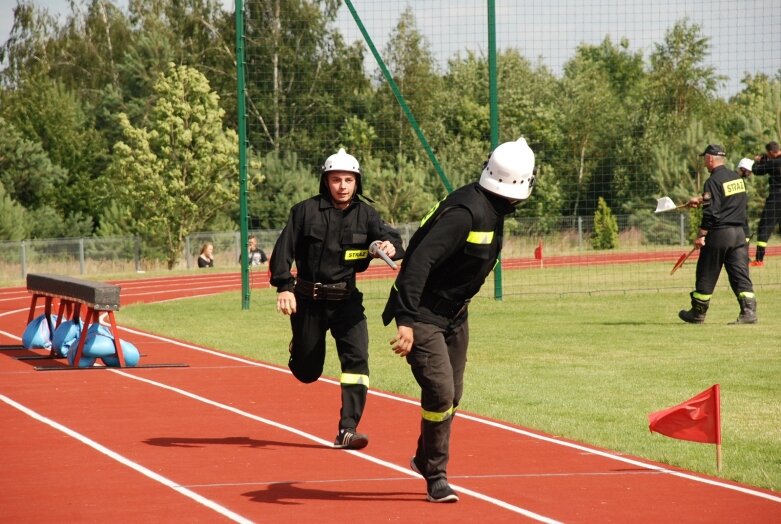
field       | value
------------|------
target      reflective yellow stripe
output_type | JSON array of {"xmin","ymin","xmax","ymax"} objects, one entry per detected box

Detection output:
[
  {"xmin": 344, "ymin": 249, "xmax": 369, "ymax": 261},
  {"xmin": 341, "ymin": 373, "xmax": 369, "ymax": 387},
  {"xmin": 757, "ymin": 241, "xmax": 768, "ymax": 247},
  {"xmin": 420, "ymin": 202, "xmax": 441, "ymax": 226},
  {"xmin": 421, "ymin": 405, "xmax": 456, "ymax": 422},
  {"xmin": 466, "ymin": 231, "xmax": 493, "ymax": 244},
  {"xmin": 739, "ymin": 291, "xmax": 755, "ymax": 299},
  {"xmin": 692, "ymin": 292, "xmax": 712, "ymax": 301},
  {"xmin": 722, "ymin": 179, "xmax": 746, "ymax": 196}
]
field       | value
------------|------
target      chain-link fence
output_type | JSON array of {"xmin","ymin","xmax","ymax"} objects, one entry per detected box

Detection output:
[
  {"xmin": 234, "ymin": 0, "xmax": 780, "ymax": 301},
  {"xmin": 5, "ymin": 214, "xmax": 780, "ymax": 296}
]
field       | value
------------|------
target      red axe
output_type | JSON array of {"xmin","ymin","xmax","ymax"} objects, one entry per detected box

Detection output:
[{"xmin": 670, "ymin": 247, "xmax": 697, "ymax": 275}]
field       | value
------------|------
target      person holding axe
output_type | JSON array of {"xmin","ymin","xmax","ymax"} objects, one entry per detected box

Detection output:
[
  {"xmin": 270, "ymin": 148, "xmax": 405, "ymax": 450},
  {"xmin": 678, "ymin": 144, "xmax": 757, "ymax": 324}
]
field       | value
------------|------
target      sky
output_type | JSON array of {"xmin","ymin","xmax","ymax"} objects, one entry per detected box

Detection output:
[{"xmin": 1, "ymin": 0, "xmax": 779, "ymax": 98}]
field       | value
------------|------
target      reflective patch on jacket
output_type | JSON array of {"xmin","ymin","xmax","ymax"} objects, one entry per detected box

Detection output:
[
  {"xmin": 344, "ymin": 249, "xmax": 369, "ymax": 261},
  {"xmin": 466, "ymin": 231, "xmax": 494, "ymax": 244},
  {"xmin": 723, "ymin": 179, "xmax": 746, "ymax": 196}
]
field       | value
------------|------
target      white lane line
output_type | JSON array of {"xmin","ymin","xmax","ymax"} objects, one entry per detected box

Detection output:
[
  {"xmin": 5, "ymin": 294, "xmax": 780, "ymax": 505},
  {"xmin": 0, "ymin": 394, "xmax": 254, "ymax": 524},
  {"xmin": 453, "ymin": 413, "xmax": 781, "ymax": 504},
  {"xmin": 0, "ymin": 307, "xmax": 36, "ymax": 318},
  {"xmin": 0, "ymin": 295, "xmax": 32, "ymax": 303},
  {"xmin": 112, "ymin": 369, "xmax": 561, "ymax": 523},
  {"xmin": 0, "ymin": 329, "xmax": 21, "ymax": 341},
  {"xmin": 181, "ymin": 469, "xmax": 664, "ymax": 490},
  {"xmin": 0, "ymin": 308, "xmax": 33, "ymax": 342},
  {"xmin": 119, "ymin": 325, "xmax": 781, "ymax": 504},
  {"xmin": 122, "ymin": 283, "xmax": 240, "ymax": 298}
]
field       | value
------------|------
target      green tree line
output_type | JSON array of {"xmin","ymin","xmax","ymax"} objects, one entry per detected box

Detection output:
[{"xmin": 1, "ymin": 1, "xmax": 779, "ymax": 264}]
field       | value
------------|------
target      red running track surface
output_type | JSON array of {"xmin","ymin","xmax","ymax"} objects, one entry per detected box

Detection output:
[{"xmin": 0, "ymin": 272, "xmax": 779, "ymax": 523}]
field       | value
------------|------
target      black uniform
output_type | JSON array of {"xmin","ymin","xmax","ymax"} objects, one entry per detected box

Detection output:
[
  {"xmin": 694, "ymin": 165, "xmax": 753, "ymax": 301},
  {"xmin": 270, "ymin": 192, "xmax": 404, "ymax": 436},
  {"xmin": 382, "ymin": 183, "xmax": 515, "ymax": 484},
  {"xmin": 752, "ymin": 154, "xmax": 781, "ymax": 262}
]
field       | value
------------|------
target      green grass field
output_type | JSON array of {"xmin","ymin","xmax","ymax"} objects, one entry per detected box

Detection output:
[{"xmin": 119, "ymin": 272, "xmax": 781, "ymax": 493}]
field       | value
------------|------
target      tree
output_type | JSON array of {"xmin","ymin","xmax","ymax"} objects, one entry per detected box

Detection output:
[
  {"xmin": 572, "ymin": 38, "xmax": 649, "ymax": 213},
  {"xmin": 372, "ymin": 7, "xmax": 442, "ymax": 163},
  {"xmin": 592, "ymin": 196, "xmax": 618, "ymax": 250},
  {"xmin": 2, "ymin": 75, "xmax": 107, "ymax": 227},
  {"xmin": 731, "ymin": 75, "xmax": 781, "ymax": 152},
  {"xmin": 0, "ymin": 116, "xmax": 94, "ymax": 238},
  {"xmin": 242, "ymin": 0, "xmax": 367, "ymax": 166},
  {"xmin": 559, "ymin": 57, "xmax": 621, "ymax": 216},
  {"xmin": 651, "ymin": 119, "xmax": 709, "ymax": 200},
  {"xmin": 249, "ymin": 150, "xmax": 318, "ymax": 229},
  {"xmin": 0, "ymin": 182, "xmax": 30, "ymax": 241},
  {"xmin": 0, "ymin": 1, "xmax": 61, "ymax": 87},
  {"xmin": 0, "ymin": 116, "xmax": 66, "ymax": 211},
  {"xmin": 647, "ymin": 19, "xmax": 723, "ymax": 121},
  {"xmin": 361, "ymin": 155, "xmax": 438, "ymax": 225},
  {"xmin": 110, "ymin": 63, "xmax": 239, "ymax": 268}
]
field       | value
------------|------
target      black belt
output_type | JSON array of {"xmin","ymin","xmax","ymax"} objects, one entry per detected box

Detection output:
[
  {"xmin": 295, "ymin": 280, "xmax": 352, "ymax": 301},
  {"xmin": 419, "ymin": 293, "xmax": 470, "ymax": 318}
]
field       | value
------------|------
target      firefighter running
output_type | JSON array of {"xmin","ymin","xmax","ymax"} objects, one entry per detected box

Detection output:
[{"xmin": 270, "ymin": 148, "xmax": 405, "ymax": 450}]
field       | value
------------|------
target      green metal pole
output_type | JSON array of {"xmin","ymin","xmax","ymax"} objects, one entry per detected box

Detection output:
[
  {"xmin": 236, "ymin": 0, "xmax": 250, "ymax": 309},
  {"xmin": 487, "ymin": 0, "xmax": 502, "ymax": 300}
]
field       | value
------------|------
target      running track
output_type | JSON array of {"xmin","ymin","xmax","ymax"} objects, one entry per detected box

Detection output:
[{"xmin": 1, "ymin": 271, "xmax": 779, "ymax": 522}]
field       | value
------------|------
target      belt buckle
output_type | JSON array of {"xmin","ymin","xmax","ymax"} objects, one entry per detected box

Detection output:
[{"xmin": 313, "ymin": 282, "xmax": 323, "ymax": 299}]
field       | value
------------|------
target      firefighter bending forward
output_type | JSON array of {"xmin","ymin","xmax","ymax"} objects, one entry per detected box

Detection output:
[
  {"xmin": 270, "ymin": 148, "xmax": 405, "ymax": 449},
  {"xmin": 382, "ymin": 138, "xmax": 537, "ymax": 502}
]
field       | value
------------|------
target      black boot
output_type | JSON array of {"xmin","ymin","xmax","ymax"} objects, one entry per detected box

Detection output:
[
  {"xmin": 678, "ymin": 293, "xmax": 709, "ymax": 324},
  {"xmin": 731, "ymin": 296, "xmax": 757, "ymax": 324}
]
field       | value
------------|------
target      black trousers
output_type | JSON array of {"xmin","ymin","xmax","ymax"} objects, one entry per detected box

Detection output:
[
  {"xmin": 695, "ymin": 227, "xmax": 753, "ymax": 298},
  {"xmin": 289, "ymin": 291, "xmax": 369, "ymax": 433},
  {"xmin": 406, "ymin": 318, "xmax": 469, "ymax": 482},
  {"xmin": 755, "ymin": 194, "xmax": 781, "ymax": 259}
]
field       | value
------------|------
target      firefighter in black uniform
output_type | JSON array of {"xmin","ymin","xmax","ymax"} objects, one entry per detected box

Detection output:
[
  {"xmin": 750, "ymin": 141, "xmax": 781, "ymax": 267},
  {"xmin": 270, "ymin": 148, "xmax": 405, "ymax": 450},
  {"xmin": 737, "ymin": 157, "xmax": 754, "ymax": 246},
  {"xmin": 382, "ymin": 138, "xmax": 536, "ymax": 503},
  {"xmin": 679, "ymin": 144, "xmax": 757, "ymax": 324}
]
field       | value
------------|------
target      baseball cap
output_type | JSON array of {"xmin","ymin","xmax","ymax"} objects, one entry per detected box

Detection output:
[
  {"xmin": 699, "ymin": 144, "xmax": 726, "ymax": 157},
  {"xmin": 737, "ymin": 158, "xmax": 754, "ymax": 171}
]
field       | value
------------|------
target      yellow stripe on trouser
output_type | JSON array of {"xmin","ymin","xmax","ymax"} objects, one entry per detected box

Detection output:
[
  {"xmin": 341, "ymin": 373, "xmax": 369, "ymax": 388},
  {"xmin": 756, "ymin": 241, "xmax": 768, "ymax": 247},
  {"xmin": 421, "ymin": 405, "xmax": 456, "ymax": 422},
  {"xmin": 692, "ymin": 292, "xmax": 712, "ymax": 301}
]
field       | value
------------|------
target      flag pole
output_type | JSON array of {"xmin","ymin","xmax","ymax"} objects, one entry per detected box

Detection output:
[
  {"xmin": 714, "ymin": 384, "xmax": 722, "ymax": 472},
  {"xmin": 717, "ymin": 444, "xmax": 722, "ymax": 472}
]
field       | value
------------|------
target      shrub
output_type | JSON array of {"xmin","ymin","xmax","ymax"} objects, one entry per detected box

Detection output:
[{"xmin": 591, "ymin": 197, "xmax": 619, "ymax": 250}]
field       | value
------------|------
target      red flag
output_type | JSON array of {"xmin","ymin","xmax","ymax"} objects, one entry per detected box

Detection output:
[
  {"xmin": 648, "ymin": 384, "xmax": 721, "ymax": 444},
  {"xmin": 534, "ymin": 240, "xmax": 543, "ymax": 260}
]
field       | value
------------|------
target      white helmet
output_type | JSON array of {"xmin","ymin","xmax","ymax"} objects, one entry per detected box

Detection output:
[
  {"xmin": 479, "ymin": 137, "xmax": 536, "ymax": 200},
  {"xmin": 322, "ymin": 148, "xmax": 361, "ymax": 175},
  {"xmin": 737, "ymin": 157, "xmax": 754, "ymax": 172}
]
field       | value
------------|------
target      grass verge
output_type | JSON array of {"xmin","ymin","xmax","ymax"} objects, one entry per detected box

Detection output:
[{"xmin": 119, "ymin": 280, "xmax": 781, "ymax": 492}]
